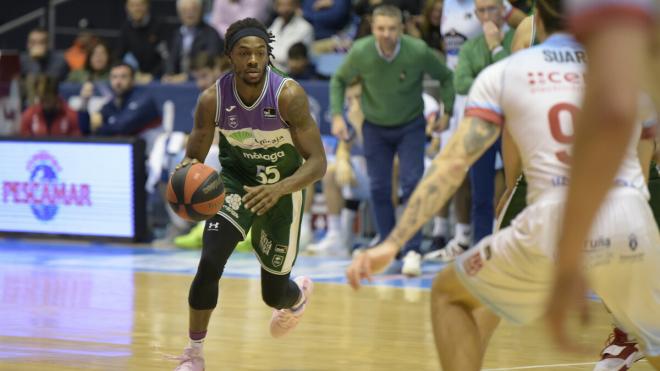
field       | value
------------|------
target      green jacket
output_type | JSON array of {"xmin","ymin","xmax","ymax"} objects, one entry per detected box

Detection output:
[
  {"xmin": 330, "ymin": 34, "xmax": 455, "ymax": 127},
  {"xmin": 454, "ymin": 28, "xmax": 516, "ymax": 95}
]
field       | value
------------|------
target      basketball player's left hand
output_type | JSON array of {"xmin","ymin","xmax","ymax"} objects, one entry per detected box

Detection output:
[
  {"xmin": 243, "ymin": 184, "xmax": 284, "ymax": 216},
  {"xmin": 545, "ymin": 270, "xmax": 591, "ymax": 354},
  {"xmin": 346, "ymin": 240, "xmax": 398, "ymax": 290}
]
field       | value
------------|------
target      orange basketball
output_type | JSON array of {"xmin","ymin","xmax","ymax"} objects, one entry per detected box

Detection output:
[{"xmin": 166, "ymin": 163, "xmax": 225, "ymax": 222}]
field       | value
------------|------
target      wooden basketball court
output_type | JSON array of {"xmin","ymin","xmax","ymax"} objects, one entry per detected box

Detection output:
[{"xmin": 0, "ymin": 240, "xmax": 653, "ymax": 371}]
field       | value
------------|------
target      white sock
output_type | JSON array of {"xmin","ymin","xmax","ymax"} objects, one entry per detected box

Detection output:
[
  {"xmin": 455, "ymin": 223, "xmax": 471, "ymax": 245},
  {"xmin": 432, "ymin": 217, "xmax": 449, "ymax": 237},
  {"xmin": 327, "ymin": 214, "xmax": 341, "ymax": 233},
  {"xmin": 189, "ymin": 338, "xmax": 205, "ymax": 351}
]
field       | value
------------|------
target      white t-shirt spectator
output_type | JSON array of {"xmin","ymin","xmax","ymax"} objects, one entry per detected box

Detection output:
[{"xmin": 269, "ymin": 15, "xmax": 315, "ymax": 72}]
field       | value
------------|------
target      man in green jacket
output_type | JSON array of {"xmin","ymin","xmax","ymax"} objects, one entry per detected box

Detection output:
[
  {"xmin": 456, "ymin": 0, "xmax": 515, "ymax": 251},
  {"xmin": 329, "ymin": 4, "xmax": 454, "ymax": 276}
]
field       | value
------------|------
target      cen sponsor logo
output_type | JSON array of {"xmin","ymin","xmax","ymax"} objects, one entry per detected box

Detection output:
[
  {"xmin": 242, "ymin": 151, "xmax": 285, "ymax": 163},
  {"xmin": 527, "ymin": 71, "xmax": 586, "ymax": 86},
  {"xmin": 2, "ymin": 151, "xmax": 92, "ymax": 221}
]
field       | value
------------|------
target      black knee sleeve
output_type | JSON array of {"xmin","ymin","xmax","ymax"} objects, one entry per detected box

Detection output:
[
  {"xmin": 260, "ymin": 269, "xmax": 301, "ymax": 309},
  {"xmin": 188, "ymin": 216, "xmax": 243, "ymax": 310}
]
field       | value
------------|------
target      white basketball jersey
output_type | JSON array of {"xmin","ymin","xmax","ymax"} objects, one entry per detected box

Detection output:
[
  {"xmin": 465, "ymin": 33, "xmax": 652, "ymax": 204},
  {"xmin": 441, "ymin": 0, "xmax": 513, "ymax": 69}
]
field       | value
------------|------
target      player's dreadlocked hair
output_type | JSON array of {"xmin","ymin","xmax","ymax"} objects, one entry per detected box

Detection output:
[
  {"xmin": 224, "ymin": 18, "xmax": 275, "ymax": 63},
  {"xmin": 536, "ymin": 0, "xmax": 564, "ymax": 34}
]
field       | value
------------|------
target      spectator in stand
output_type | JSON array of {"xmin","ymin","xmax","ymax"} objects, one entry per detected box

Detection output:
[
  {"xmin": 413, "ymin": 0, "xmax": 444, "ymax": 52},
  {"xmin": 80, "ymin": 62, "xmax": 162, "ymax": 153},
  {"xmin": 162, "ymin": 0, "xmax": 224, "ymax": 84},
  {"xmin": 67, "ymin": 41, "xmax": 112, "ymax": 83},
  {"xmin": 189, "ymin": 52, "xmax": 229, "ymax": 91},
  {"xmin": 20, "ymin": 28, "xmax": 69, "ymax": 82},
  {"xmin": 20, "ymin": 28, "xmax": 70, "ymax": 106},
  {"xmin": 302, "ymin": 0, "xmax": 352, "ymax": 40},
  {"xmin": 308, "ymin": 77, "xmax": 369, "ymax": 257},
  {"xmin": 117, "ymin": 0, "xmax": 168, "ymax": 82},
  {"xmin": 286, "ymin": 43, "xmax": 324, "ymax": 80},
  {"xmin": 20, "ymin": 75, "xmax": 80, "ymax": 137},
  {"xmin": 269, "ymin": 0, "xmax": 315, "ymax": 72},
  {"xmin": 64, "ymin": 29, "xmax": 99, "ymax": 72},
  {"xmin": 209, "ymin": 0, "xmax": 272, "ymax": 39}
]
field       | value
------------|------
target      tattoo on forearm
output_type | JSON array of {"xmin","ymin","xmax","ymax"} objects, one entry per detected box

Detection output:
[
  {"xmin": 390, "ymin": 175, "xmax": 454, "ymax": 247},
  {"xmin": 464, "ymin": 119, "xmax": 498, "ymax": 155}
]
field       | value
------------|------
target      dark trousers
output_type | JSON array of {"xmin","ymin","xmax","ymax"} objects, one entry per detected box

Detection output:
[
  {"xmin": 469, "ymin": 137, "xmax": 501, "ymax": 244},
  {"xmin": 362, "ymin": 115, "xmax": 426, "ymax": 255}
]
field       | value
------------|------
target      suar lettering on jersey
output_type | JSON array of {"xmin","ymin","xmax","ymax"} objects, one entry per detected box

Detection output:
[{"xmin": 543, "ymin": 50, "xmax": 587, "ymax": 64}]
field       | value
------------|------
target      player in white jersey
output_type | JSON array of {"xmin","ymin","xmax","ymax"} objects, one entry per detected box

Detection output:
[
  {"xmin": 346, "ymin": 1, "xmax": 660, "ymax": 369},
  {"xmin": 547, "ymin": 0, "xmax": 660, "ymax": 351}
]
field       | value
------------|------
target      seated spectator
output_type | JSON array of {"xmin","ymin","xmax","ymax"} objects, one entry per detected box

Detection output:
[
  {"xmin": 21, "ymin": 28, "xmax": 69, "ymax": 82},
  {"xmin": 286, "ymin": 42, "xmax": 324, "ymax": 80},
  {"xmin": 20, "ymin": 75, "xmax": 80, "ymax": 137},
  {"xmin": 418, "ymin": 0, "xmax": 444, "ymax": 52},
  {"xmin": 64, "ymin": 29, "xmax": 99, "ymax": 72},
  {"xmin": 20, "ymin": 28, "xmax": 70, "ymax": 105},
  {"xmin": 269, "ymin": 0, "xmax": 314, "ymax": 72},
  {"xmin": 162, "ymin": 0, "xmax": 224, "ymax": 84},
  {"xmin": 308, "ymin": 78, "xmax": 369, "ymax": 256},
  {"xmin": 117, "ymin": 0, "xmax": 168, "ymax": 81},
  {"xmin": 302, "ymin": 0, "xmax": 352, "ymax": 40},
  {"xmin": 209, "ymin": 0, "xmax": 272, "ymax": 39},
  {"xmin": 67, "ymin": 41, "xmax": 112, "ymax": 83},
  {"xmin": 80, "ymin": 62, "xmax": 162, "ymax": 153},
  {"xmin": 190, "ymin": 52, "xmax": 228, "ymax": 91}
]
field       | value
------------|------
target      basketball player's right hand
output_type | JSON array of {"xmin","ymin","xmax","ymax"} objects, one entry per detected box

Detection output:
[
  {"xmin": 332, "ymin": 116, "xmax": 350, "ymax": 141},
  {"xmin": 346, "ymin": 240, "xmax": 398, "ymax": 290},
  {"xmin": 175, "ymin": 157, "xmax": 199, "ymax": 171}
]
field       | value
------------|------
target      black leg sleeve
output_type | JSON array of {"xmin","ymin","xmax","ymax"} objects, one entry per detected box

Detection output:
[
  {"xmin": 260, "ymin": 268, "xmax": 301, "ymax": 310},
  {"xmin": 188, "ymin": 215, "xmax": 244, "ymax": 310}
]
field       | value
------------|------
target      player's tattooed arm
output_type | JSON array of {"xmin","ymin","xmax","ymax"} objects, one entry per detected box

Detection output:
[
  {"xmin": 388, "ymin": 117, "xmax": 501, "ymax": 249},
  {"xmin": 275, "ymin": 80, "xmax": 327, "ymax": 194},
  {"xmin": 183, "ymin": 86, "xmax": 217, "ymax": 165}
]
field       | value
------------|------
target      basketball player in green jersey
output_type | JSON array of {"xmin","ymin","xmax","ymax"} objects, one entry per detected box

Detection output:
[{"xmin": 171, "ymin": 18, "xmax": 326, "ymax": 371}]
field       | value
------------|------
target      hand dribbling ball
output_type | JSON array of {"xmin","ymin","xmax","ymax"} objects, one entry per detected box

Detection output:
[{"xmin": 166, "ymin": 163, "xmax": 225, "ymax": 222}]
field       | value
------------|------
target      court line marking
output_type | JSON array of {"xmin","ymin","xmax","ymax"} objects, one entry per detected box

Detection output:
[
  {"xmin": 483, "ymin": 362, "xmax": 597, "ymax": 370},
  {"xmin": 484, "ymin": 359, "xmax": 649, "ymax": 370}
]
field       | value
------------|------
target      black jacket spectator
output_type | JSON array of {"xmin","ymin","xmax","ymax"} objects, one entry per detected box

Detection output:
[
  {"xmin": 20, "ymin": 52, "xmax": 69, "ymax": 82},
  {"xmin": 117, "ymin": 16, "xmax": 168, "ymax": 76},
  {"xmin": 165, "ymin": 22, "xmax": 224, "ymax": 76},
  {"xmin": 79, "ymin": 87, "xmax": 161, "ymax": 136}
]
